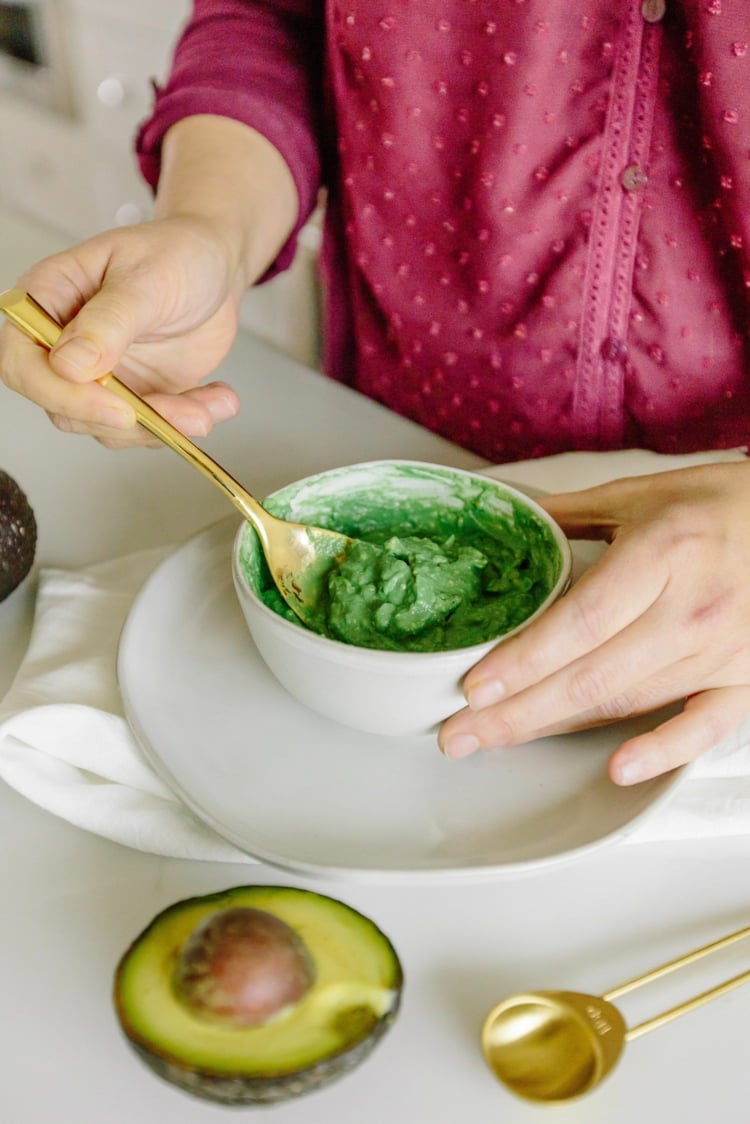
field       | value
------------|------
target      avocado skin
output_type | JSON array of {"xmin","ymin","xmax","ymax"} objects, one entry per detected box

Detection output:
[
  {"xmin": 114, "ymin": 885, "xmax": 404, "ymax": 1107},
  {"xmin": 126, "ymin": 1001, "xmax": 401, "ymax": 1106},
  {"xmin": 0, "ymin": 471, "xmax": 37, "ymax": 602}
]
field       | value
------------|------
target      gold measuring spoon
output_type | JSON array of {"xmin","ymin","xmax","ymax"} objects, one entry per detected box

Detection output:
[
  {"xmin": 0, "ymin": 288, "xmax": 352, "ymax": 626},
  {"xmin": 481, "ymin": 921, "xmax": 750, "ymax": 1103}
]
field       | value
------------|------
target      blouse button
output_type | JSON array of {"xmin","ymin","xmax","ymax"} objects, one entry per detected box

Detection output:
[
  {"xmin": 641, "ymin": 0, "xmax": 666, "ymax": 23},
  {"xmin": 621, "ymin": 164, "xmax": 649, "ymax": 191},
  {"xmin": 601, "ymin": 335, "xmax": 628, "ymax": 362}
]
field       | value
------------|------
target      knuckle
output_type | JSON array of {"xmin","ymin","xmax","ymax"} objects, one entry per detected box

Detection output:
[
  {"xmin": 48, "ymin": 412, "xmax": 75, "ymax": 433},
  {"xmin": 477, "ymin": 712, "xmax": 517, "ymax": 749},
  {"xmin": 567, "ymin": 663, "xmax": 610, "ymax": 710},
  {"xmin": 661, "ymin": 521, "xmax": 703, "ymax": 560},
  {"xmin": 687, "ymin": 587, "xmax": 732, "ymax": 629},
  {"xmin": 0, "ymin": 362, "xmax": 20, "ymax": 393},
  {"xmin": 0, "ymin": 336, "xmax": 27, "ymax": 393},
  {"xmin": 96, "ymin": 431, "xmax": 155, "ymax": 451},
  {"xmin": 596, "ymin": 691, "xmax": 639, "ymax": 723},
  {"xmin": 75, "ymin": 302, "xmax": 133, "ymax": 348},
  {"xmin": 568, "ymin": 591, "xmax": 610, "ymax": 648}
]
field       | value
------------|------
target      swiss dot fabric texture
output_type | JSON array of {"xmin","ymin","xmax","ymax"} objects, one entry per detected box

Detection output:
[{"xmin": 138, "ymin": 1, "xmax": 750, "ymax": 463}]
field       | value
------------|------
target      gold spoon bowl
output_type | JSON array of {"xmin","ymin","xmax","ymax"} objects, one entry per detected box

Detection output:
[
  {"xmin": 481, "ymin": 988, "xmax": 627, "ymax": 1102},
  {"xmin": 481, "ymin": 921, "xmax": 750, "ymax": 1103},
  {"xmin": 0, "ymin": 288, "xmax": 352, "ymax": 627}
]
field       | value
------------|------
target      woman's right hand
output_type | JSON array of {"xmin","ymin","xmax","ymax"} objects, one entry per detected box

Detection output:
[{"xmin": 0, "ymin": 213, "xmax": 250, "ymax": 447}]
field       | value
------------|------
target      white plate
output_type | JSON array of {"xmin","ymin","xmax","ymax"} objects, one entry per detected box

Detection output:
[{"xmin": 117, "ymin": 516, "xmax": 685, "ymax": 882}]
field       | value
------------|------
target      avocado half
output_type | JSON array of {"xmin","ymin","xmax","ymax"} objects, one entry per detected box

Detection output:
[
  {"xmin": 0, "ymin": 470, "xmax": 36, "ymax": 602},
  {"xmin": 113, "ymin": 885, "xmax": 404, "ymax": 1106}
]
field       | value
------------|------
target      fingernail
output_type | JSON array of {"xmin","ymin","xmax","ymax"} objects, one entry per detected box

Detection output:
[
  {"xmin": 442, "ymin": 733, "xmax": 480, "ymax": 760},
  {"xmin": 613, "ymin": 758, "xmax": 646, "ymax": 786},
  {"xmin": 467, "ymin": 678, "xmax": 505, "ymax": 710},
  {"xmin": 206, "ymin": 394, "xmax": 239, "ymax": 423},
  {"xmin": 53, "ymin": 337, "xmax": 101, "ymax": 374}
]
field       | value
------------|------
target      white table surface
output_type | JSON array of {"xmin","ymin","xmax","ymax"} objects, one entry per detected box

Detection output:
[{"xmin": 3, "ymin": 212, "xmax": 750, "ymax": 1124}]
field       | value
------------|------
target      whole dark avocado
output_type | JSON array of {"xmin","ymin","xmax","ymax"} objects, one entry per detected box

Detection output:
[
  {"xmin": 113, "ymin": 885, "xmax": 403, "ymax": 1106},
  {"xmin": 0, "ymin": 470, "xmax": 37, "ymax": 602}
]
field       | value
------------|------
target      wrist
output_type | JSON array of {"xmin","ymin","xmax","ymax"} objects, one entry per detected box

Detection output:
[{"xmin": 154, "ymin": 115, "xmax": 299, "ymax": 292}]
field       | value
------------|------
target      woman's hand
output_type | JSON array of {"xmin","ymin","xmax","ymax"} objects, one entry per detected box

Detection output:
[
  {"xmin": 0, "ymin": 115, "xmax": 299, "ymax": 448},
  {"xmin": 0, "ymin": 215, "xmax": 245, "ymax": 448},
  {"xmin": 438, "ymin": 462, "xmax": 750, "ymax": 784}
]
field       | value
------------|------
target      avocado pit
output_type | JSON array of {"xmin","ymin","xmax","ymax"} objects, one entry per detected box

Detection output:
[{"xmin": 173, "ymin": 906, "xmax": 315, "ymax": 1028}]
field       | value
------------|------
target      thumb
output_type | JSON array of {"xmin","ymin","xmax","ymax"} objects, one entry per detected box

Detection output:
[
  {"xmin": 540, "ymin": 473, "xmax": 658, "ymax": 538},
  {"xmin": 48, "ymin": 282, "xmax": 156, "ymax": 383},
  {"xmin": 537, "ymin": 488, "xmax": 621, "ymax": 540}
]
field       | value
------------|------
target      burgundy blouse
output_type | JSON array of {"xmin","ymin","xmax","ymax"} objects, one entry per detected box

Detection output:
[{"xmin": 137, "ymin": 0, "xmax": 750, "ymax": 463}]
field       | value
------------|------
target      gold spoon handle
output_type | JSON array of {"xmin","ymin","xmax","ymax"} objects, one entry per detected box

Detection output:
[
  {"xmin": 625, "ymin": 964, "xmax": 750, "ymax": 1041},
  {"xmin": 604, "ymin": 921, "xmax": 750, "ymax": 1001},
  {"xmin": 603, "ymin": 921, "xmax": 750, "ymax": 1041},
  {"xmin": 0, "ymin": 288, "xmax": 270, "ymax": 545}
]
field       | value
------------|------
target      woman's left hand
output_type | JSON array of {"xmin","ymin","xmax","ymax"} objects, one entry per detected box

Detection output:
[{"xmin": 438, "ymin": 461, "xmax": 750, "ymax": 784}]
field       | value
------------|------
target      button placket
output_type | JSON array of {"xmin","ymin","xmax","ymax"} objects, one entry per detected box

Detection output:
[{"xmin": 572, "ymin": 1, "xmax": 664, "ymax": 446}]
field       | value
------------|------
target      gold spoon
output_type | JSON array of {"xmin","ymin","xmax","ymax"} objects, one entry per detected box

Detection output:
[
  {"xmin": 0, "ymin": 288, "xmax": 352, "ymax": 627},
  {"xmin": 481, "ymin": 921, "xmax": 750, "ymax": 1103}
]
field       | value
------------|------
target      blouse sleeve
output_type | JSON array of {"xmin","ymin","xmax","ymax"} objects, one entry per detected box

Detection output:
[{"xmin": 135, "ymin": 0, "xmax": 325, "ymax": 278}]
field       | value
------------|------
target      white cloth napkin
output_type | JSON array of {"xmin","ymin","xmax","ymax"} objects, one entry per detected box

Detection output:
[
  {"xmin": 0, "ymin": 547, "xmax": 253, "ymax": 862},
  {"xmin": 1, "ymin": 448, "xmax": 749, "ymax": 861}
]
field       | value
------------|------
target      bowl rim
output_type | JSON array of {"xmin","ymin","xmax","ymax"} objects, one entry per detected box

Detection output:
[{"xmin": 232, "ymin": 458, "xmax": 573, "ymax": 662}]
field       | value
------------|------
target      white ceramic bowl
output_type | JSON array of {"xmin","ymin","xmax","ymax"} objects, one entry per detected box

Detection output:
[{"xmin": 232, "ymin": 460, "xmax": 572, "ymax": 737}]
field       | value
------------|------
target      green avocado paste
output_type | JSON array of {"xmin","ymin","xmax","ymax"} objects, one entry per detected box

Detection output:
[{"xmin": 240, "ymin": 465, "xmax": 563, "ymax": 653}]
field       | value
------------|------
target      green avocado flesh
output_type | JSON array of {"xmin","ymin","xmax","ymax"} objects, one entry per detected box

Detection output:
[
  {"xmin": 240, "ymin": 464, "xmax": 562, "ymax": 652},
  {"xmin": 114, "ymin": 886, "xmax": 403, "ymax": 1106}
]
